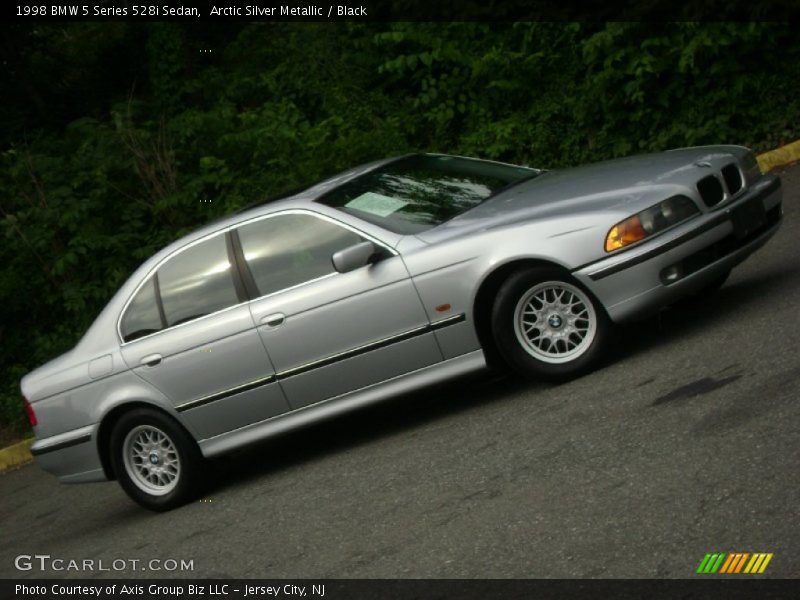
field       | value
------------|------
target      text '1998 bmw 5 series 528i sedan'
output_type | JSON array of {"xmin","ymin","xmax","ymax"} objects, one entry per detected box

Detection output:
[{"xmin": 22, "ymin": 147, "xmax": 782, "ymax": 510}]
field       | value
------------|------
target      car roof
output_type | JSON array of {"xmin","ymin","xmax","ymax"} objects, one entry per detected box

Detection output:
[{"xmin": 161, "ymin": 155, "xmax": 405, "ymax": 255}]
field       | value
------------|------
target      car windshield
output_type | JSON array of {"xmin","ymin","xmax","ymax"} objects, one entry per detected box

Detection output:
[{"xmin": 316, "ymin": 154, "xmax": 539, "ymax": 234}]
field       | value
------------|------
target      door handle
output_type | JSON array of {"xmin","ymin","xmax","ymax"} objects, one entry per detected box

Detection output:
[
  {"xmin": 261, "ymin": 313, "xmax": 286, "ymax": 327},
  {"xmin": 140, "ymin": 353, "xmax": 162, "ymax": 367}
]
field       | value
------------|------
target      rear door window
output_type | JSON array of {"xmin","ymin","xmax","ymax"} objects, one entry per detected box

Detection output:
[
  {"xmin": 120, "ymin": 277, "xmax": 164, "ymax": 342},
  {"xmin": 157, "ymin": 235, "xmax": 240, "ymax": 327}
]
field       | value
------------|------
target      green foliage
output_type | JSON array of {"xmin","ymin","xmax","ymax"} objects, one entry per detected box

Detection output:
[{"xmin": 1, "ymin": 22, "xmax": 799, "ymax": 432}]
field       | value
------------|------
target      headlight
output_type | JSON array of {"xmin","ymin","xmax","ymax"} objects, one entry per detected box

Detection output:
[{"xmin": 604, "ymin": 195, "xmax": 699, "ymax": 253}]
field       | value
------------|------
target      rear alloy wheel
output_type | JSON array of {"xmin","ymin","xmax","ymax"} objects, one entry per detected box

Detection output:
[
  {"xmin": 123, "ymin": 425, "xmax": 181, "ymax": 496},
  {"xmin": 110, "ymin": 408, "xmax": 204, "ymax": 511},
  {"xmin": 491, "ymin": 267, "xmax": 613, "ymax": 380}
]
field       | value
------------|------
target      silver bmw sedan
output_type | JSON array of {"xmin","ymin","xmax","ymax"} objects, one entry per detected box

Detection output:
[{"xmin": 21, "ymin": 147, "xmax": 782, "ymax": 510}]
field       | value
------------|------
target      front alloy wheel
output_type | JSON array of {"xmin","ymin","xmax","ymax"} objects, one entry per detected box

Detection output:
[
  {"xmin": 513, "ymin": 281, "xmax": 598, "ymax": 364},
  {"xmin": 491, "ymin": 267, "xmax": 612, "ymax": 380}
]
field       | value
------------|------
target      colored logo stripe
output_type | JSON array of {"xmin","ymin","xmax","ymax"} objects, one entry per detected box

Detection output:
[
  {"xmin": 744, "ymin": 553, "xmax": 773, "ymax": 574},
  {"xmin": 697, "ymin": 552, "xmax": 773, "ymax": 574},
  {"xmin": 719, "ymin": 553, "xmax": 749, "ymax": 573},
  {"xmin": 697, "ymin": 553, "xmax": 726, "ymax": 573}
]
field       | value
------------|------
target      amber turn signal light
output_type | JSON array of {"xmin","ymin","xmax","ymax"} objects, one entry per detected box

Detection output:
[
  {"xmin": 604, "ymin": 196, "xmax": 699, "ymax": 253},
  {"xmin": 605, "ymin": 215, "xmax": 648, "ymax": 252}
]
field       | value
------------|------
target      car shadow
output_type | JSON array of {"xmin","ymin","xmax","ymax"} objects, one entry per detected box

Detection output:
[
  {"xmin": 204, "ymin": 368, "xmax": 533, "ymax": 494},
  {"xmin": 615, "ymin": 262, "xmax": 799, "ymax": 360},
  {"xmin": 202, "ymin": 262, "xmax": 797, "ymax": 500}
]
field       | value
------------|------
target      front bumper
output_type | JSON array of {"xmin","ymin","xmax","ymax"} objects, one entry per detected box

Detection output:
[{"xmin": 573, "ymin": 174, "xmax": 783, "ymax": 323}]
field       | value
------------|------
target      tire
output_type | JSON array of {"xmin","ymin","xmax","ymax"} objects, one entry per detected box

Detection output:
[
  {"xmin": 109, "ymin": 407, "xmax": 204, "ymax": 511},
  {"xmin": 490, "ymin": 267, "xmax": 613, "ymax": 381}
]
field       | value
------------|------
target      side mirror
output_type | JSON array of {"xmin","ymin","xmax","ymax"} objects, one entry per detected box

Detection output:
[{"xmin": 331, "ymin": 241, "xmax": 380, "ymax": 274}]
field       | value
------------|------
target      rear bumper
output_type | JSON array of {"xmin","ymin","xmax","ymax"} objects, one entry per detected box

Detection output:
[
  {"xmin": 574, "ymin": 175, "xmax": 783, "ymax": 323},
  {"xmin": 30, "ymin": 423, "xmax": 107, "ymax": 483}
]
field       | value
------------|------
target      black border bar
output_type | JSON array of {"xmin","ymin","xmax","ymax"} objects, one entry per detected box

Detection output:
[
  {"xmin": 8, "ymin": 0, "xmax": 800, "ymax": 22},
  {"xmin": 4, "ymin": 579, "xmax": 799, "ymax": 599}
]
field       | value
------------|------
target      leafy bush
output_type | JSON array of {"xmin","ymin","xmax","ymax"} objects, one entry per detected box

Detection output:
[{"xmin": 1, "ymin": 22, "xmax": 798, "ymax": 434}]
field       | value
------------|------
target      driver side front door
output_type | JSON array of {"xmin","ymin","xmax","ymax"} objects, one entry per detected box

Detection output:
[{"xmin": 234, "ymin": 211, "xmax": 444, "ymax": 409}]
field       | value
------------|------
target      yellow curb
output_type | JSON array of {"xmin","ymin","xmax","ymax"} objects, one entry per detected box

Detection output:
[
  {"xmin": 757, "ymin": 139, "xmax": 800, "ymax": 173},
  {"xmin": 0, "ymin": 438, "xmax": 34, "ymax": 473}
]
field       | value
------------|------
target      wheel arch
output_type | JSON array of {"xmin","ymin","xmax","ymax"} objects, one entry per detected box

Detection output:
[
  {"xmin": 472, "ymin": 257, "xmax": 574, "ymax": 369},
  {"xmin": 96, "ymin": 401, "xmax": 188, "ymax": 481}
]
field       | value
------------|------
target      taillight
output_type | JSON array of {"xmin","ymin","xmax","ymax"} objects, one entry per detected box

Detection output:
[{"xmin": 23, "ymin": 398, "xmax": 37, "ymax": 427}]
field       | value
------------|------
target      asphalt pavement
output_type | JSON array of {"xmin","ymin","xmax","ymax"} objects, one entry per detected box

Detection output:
[{"xmin": 2, "ymin": 164, "xmax": 799, "ymax": 579}]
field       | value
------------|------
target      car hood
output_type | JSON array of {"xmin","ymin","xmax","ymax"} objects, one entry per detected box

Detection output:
[{"xmin": 417, "ymin": 146, "xmax": 750, "ymax": 243}]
